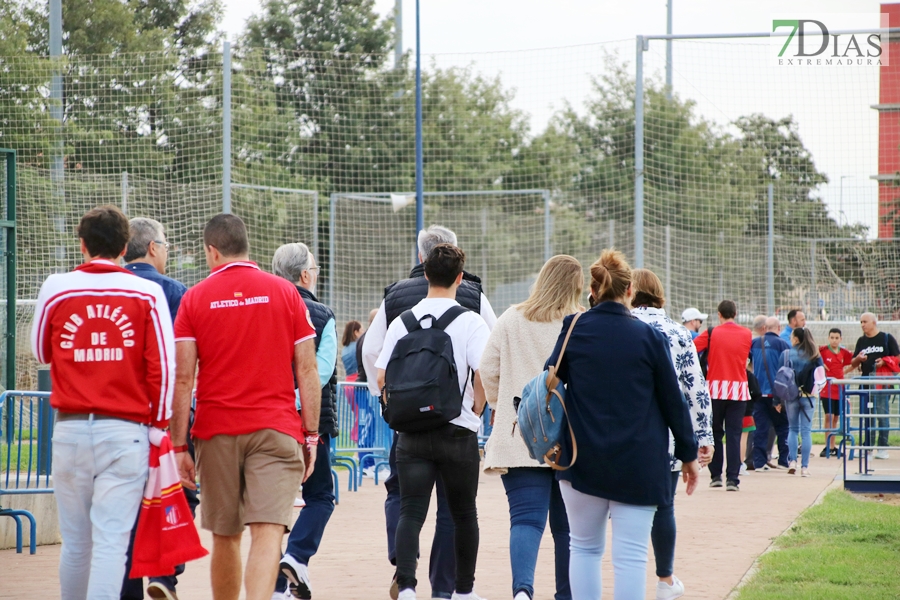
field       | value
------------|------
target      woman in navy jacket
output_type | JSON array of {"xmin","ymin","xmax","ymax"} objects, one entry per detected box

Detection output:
[{"xmin": 546, "ymin": 249, "xmax": 699, "ymax": 600}]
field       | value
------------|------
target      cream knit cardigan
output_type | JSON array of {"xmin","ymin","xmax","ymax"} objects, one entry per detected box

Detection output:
[{"xmin": 480, "ymin": 306, "xmax": 566, "ymax": 473}]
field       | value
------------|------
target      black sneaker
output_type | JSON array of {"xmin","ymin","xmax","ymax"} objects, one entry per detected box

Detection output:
[
  {"xmin": 709, "ymin": 477, "xmax": 723, "ymax": 488},
  {"xmin": 726, "ymin": 480, "xmax": 740, "ymax": 492},
  {"xmin": 832, "ymin": 448, "xmax": 840, "ymax": 457},
  {"xmin": 819, "ymin": 447, "xmax": 829, "ymax": 458}
]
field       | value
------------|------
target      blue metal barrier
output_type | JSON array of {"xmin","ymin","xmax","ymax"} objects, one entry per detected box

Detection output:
[
  {"xmin": 828, "ymin": 378, "xmax": 900, "ymax": 494},
  {"xmin": 334, "ymin": 382, "xmax": 393, "ymax": 487},
  {"xmin": 1, "ymin": 390, "xmax": 54, "ymax": 554}
]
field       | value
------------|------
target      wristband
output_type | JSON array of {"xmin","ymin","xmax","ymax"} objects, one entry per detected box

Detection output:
[
  {"xmin": 305, "ymin": 434, "xmax": 320, "ymax": 448},
  {"xmin": 172, "ymin": 444, "xmax": 189, "ymax": 454}
]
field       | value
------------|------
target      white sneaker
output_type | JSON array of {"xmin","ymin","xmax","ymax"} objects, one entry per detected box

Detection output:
[
  {"xmin": 279, "ymin": 554, "xmax": 311, "ymax": 599},
  {"xmin": 398, "ymin": 590, "xmax": 417, "ymax": 600},
  {"xmin": 451, "ymin": 593, "xmax": 488, "ymax": 600},
  {"xmin": 362, "ymin": 466, "xmax": 376, "ymax": 478},
  {"xmin": 787, "ymin": 461, "xmax": 797, "ymax": 474},
  {"xmin": 739, "ymin": 463, "xmax": 747, "ymax": 475},
  {"xmin": 514, "ymin": 593, "xmax": 530, "ymax": 600},
  {"xmin": 873, "ymin": 450, "xmax": 890, "ymax": 460},
  {"xmin": 656, "ymin": 575, "xmax": 685, "ymax": 599},
  {"xmin": 293, "ymin": 497, "xmax": 306, "ymax": 508},
  {"xmin": 801, "ymin": 467, "xmax": 810, "ymax": 477},
  {"xmin": 270, "ymin": 591, "xmax": 291, "ymax": 600}
]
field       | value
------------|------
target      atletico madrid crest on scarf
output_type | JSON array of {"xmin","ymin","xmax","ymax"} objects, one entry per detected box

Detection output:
[{"xmin": 129, "ymin": 428, "xmax": 208, "ymax": 577}]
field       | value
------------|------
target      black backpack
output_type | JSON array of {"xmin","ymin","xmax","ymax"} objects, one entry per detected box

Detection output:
[{"xmin": 383, "ymin": 306, "xmax": 468, "ymax": 432}]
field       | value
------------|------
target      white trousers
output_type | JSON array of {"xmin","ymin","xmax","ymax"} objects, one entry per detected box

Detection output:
[
  {"xmin": 52, "ymin": 418, "xmax": 149, "ymax": 600},
  {"xmin": 559, "ymin": 480, "xmax": 657, "ymax": 600}
]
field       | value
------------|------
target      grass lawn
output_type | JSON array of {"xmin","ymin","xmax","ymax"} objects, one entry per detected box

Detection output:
[
  {"xmin": 736, "ymin": 489, "xmax": 900, "ymax": 600},
  {"xmin": 0, "ymin": 440, "xmax": 38, "ymax": 473}
]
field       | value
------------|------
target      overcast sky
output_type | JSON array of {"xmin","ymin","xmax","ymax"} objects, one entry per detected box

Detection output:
[{"xmin": 220, "ymin": 0, "xmax": 893, "ymax": 236}]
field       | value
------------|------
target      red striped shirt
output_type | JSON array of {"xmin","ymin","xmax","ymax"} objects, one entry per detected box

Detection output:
[{"xmin": 694, "ymin": 322, "xmax": 752, "ymax": 401}]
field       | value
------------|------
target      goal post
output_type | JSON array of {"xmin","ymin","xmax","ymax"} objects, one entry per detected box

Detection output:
[{"xmin": 328, "ymin": 189, "xmax": 551, "ymax": 328}]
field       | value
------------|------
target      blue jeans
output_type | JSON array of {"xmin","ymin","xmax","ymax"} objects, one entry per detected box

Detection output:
[
  {"xmin": 559, "ymin": 480, "xmax": 656, "ymax": 600},
  {"xmin": 650, "ymin": 472, "xmax": 681, "ymax": 578},
  {"xmin": 52, "ymin": 418, "xmax": 149, "ymax": 600},
  {"xmin": 275, "ymin": 435, "xmax": 336, "ymax": 593},
  {"xmin": 752, "ymin": 396, "xmax": 789, "ymax": 468},
  {"xmin": 385, "ymin": 431, "xmax": 456, "ymax": 598},
  {"xmin": 786, "ymin": 397, "xmax": 814, "ymax": 468},
  {"xmin": 500, "ymin": 468, "xmax": 571, "ymax": 600}
]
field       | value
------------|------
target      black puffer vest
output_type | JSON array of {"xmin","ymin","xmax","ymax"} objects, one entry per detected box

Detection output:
[
  {"xmin": 383, "ymin": 264, "xmax": 483, "ymax": 325},
  {"xmin": 297, "ymin": 286, "xmax": 338, "ymax": 437}
]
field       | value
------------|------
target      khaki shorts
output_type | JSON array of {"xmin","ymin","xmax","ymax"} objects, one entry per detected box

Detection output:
[{"xmin": 194, "ymin": 429, "xmax": 304, "ymax": 536}]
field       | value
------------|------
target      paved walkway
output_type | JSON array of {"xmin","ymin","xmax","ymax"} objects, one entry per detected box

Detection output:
[{"xmin": 1, "ymin": 447, "xmax": 858, "ymax": 600}]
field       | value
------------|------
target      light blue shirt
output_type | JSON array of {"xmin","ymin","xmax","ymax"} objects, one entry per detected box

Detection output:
[
  {"xmin": 780, "ymin": 326, "xmax": 793, "ymax": 342},
  {"xmin": 317, "ymin": 317, "xmax": 338, "ymax": 388}
]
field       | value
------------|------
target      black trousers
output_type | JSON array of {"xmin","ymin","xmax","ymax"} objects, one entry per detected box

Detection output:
[
  {"xmin": 385, "ymin": 432, "xmax": 456, "ymax": 598},
  {"xmin": 710, "ymin": 400, "xmax": 745, "ymax": 485},
  {"xmin": 395, "ymin": 424, "xmax": 481, "ymax": 595}
]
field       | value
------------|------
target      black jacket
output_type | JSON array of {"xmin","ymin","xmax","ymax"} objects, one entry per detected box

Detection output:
[
  {"xmin": 297, "ymin": 286, "xmax": 338, "ymax": 437},
  {"xmin": 547, "ymin": 301, "xmax": 698, "ymax": 506},
  {"xmin": 383, "ymin": 263, "xmax": 483, "ymax": 325}
]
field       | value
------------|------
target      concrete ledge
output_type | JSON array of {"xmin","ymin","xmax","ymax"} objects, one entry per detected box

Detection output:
[{"xmin": 0, "ymin": 492, "xmax": 60, "ymax": 550}]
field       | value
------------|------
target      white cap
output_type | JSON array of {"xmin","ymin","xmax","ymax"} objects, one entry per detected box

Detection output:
[{"xmin": 682, "ymin": 307, "xmax": 708, "ymax": 322}]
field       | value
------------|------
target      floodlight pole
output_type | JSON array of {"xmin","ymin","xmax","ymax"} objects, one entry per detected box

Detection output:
[
  {"xmin": 634, "ymin": 36, "xmax": 646, "ymax": 268},
  {"xmin": 223, "ymin": 41, "xmax": 232, "ymax": 214},
  {"xmin": 395, "ymin": 0, "xmax": 403, "ymax": 70},
  {"xmin": 767, "ymin": 183, "xmax": 774, "ymax": 315},
  {"xmin": 50, "ymin": 0, "xmax": 64, "ymax": 272},
  {"xmin": 666, "ymin": 0, "xmax": 673, "ymax": 99},
  {"xmin": 415, "ymin": 0, "xmax": 424, "ymax": 252}
]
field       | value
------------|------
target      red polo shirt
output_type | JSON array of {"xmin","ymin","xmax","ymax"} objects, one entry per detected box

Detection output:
[{"xmin": 174, "ymin": 261, "xmax": 316, "ymax": 441}]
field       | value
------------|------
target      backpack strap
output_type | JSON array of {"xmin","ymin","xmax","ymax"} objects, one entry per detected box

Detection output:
[
  {"xmin": 432, "ymin": 305, "xmax": 469, "ymax": 331},
  {"xmin": 400, "ymin": 310, "xmax": 421, "ymax": 333}
]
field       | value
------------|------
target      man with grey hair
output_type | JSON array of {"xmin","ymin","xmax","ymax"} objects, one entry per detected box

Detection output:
[
  {"xmin": 124, "ymin": 217, "xmax": 187, "ymax": 319},
  {"xmin": 362, "ymin": 225, "xmax": 496, "ymax": 600},
  {"xmin": 751, "ymin": 315, "xmax": 766, "ymax": 337},
  {"xmin": 271, "ymin": 242, "xmax": 338, "ymax": 599},
  {"xmin": 122, "ymin": 218, "xmax": 191, "ymax": 600}
]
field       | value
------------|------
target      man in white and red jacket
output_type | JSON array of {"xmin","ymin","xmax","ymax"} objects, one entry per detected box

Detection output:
[{"xmin": 31, "ymin": 205, "xmax": 175, "ymax": 600}]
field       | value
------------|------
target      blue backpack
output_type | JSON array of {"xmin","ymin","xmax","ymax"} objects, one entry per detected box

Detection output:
[
  {"xmin": 773, "ymin": 351, "xmax": 799, "ymax": 406},
  {"xmin": 515, "ymin": 312, "xmax": 582, "ymax": 470}
]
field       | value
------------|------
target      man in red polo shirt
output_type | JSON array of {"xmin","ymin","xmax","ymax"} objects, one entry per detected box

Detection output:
[
  {"xmin": 169, "ymin": 214, "xmax": 321, "ymax": 600},
  {"xmin": 694, "ymin": 300, "xmax": 752, "ymax": 491}
]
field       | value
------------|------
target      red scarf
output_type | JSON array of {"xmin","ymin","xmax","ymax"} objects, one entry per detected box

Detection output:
[{"xmin": 130, "ymin": 429, "xmax": 208, "ymax": 577}]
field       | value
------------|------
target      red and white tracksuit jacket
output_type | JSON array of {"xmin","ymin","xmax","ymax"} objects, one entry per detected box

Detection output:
[{"xmin": 30, "ymin": 260, "xmax": 175, "ymax": 427}]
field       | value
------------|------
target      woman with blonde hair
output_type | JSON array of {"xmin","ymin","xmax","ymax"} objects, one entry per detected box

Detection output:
[
  {"xmin": 480, "ymin": 254, "xmax": 584, "ymax": 600},
  {"xmin": 630, "ymin": 268, "xmax": 714, "ymax": 600},
  {"xmin": 546, "ymin": 249, "xmax": 699, "ymax": 600}
]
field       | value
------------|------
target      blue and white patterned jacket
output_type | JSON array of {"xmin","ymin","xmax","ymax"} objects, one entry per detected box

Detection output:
[{"xmin": 633, "ymin": 306, "xmax": 715, "ymax": 470}]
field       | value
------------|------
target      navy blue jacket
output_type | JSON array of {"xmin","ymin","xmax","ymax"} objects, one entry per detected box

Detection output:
[
  {"xmin": 124, "ymin": 262, "xmax": 187, "ymax": 320},
  {"xmin": 546, "ymin": 301, "xmax": 698, "ymax": 506},
  {"xmin": 749, "ymin": 332, "xmax": 790, "ymax": 396}
]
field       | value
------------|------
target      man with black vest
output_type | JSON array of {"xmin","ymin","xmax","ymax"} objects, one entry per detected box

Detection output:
[
  {"xmin": 363, "ymin": 225, "xmax": 496, "ymax": 600},
  {"xmin": 271, "ymin": 242, "xmax": 338, "ymax": 600}
]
